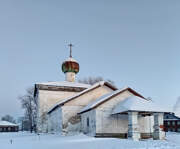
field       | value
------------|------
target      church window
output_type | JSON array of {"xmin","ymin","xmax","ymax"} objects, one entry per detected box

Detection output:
[
  {"xmin": 167, "ymin": 121, "xmax": 170, "ymax": 125},
  {"xmin": 87, "ymin": 117, "xmax": 89, "ymax": 127},
  {"xmin": 177, "ymin": 121, "xmax": 180, "ymax": 125}
]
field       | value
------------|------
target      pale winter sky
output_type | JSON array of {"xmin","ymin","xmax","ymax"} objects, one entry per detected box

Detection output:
[{"xmin": 0, "ymin": 0, "xmax": 179, "ymax": 118}]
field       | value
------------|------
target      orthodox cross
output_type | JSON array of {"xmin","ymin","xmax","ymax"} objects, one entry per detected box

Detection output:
[{"xmin": 68, "ymin": 43, "xmax": 73, "ymax": 58}]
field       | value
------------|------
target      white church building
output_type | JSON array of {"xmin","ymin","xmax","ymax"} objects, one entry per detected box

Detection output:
[{"xmin": 34, "ymin": 45, "xmax": 167, "ymax": 140}]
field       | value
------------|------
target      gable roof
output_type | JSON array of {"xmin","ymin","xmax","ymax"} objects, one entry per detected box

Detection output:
[
  {"xmin": 48, "ymin": 81, "xmax": 117, "ymax": 114},
  {"xmin": 79, "ymin": 87, "xmax": 146, "ymax": 114},
  {"xmin": 112, "ymin": 96, "xmax": 169, "ymax": 114}
]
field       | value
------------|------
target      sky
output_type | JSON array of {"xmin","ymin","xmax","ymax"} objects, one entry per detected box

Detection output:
[{"xmin": 0, "ymin": 0, "xmax": 179, "ymax": 118}]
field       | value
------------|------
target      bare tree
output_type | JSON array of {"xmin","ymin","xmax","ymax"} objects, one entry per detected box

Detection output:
[
  {"xmin": 78, "ymin": 76, "xmax": 115, "ymax": 86},
  {"xmin": 1, "ymin": 115, "xmax": 16, "ymax": 123},
  {"xmin": 19, "ymin": 87, "xmax": 37, "ymax": 133}
]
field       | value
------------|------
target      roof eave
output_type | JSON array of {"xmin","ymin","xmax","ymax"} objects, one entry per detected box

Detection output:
[{"xmin": 104, "ymin": 82, "xmax": 118, "ymax": 91}]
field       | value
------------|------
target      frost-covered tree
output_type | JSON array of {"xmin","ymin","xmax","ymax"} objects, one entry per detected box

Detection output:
[{"xmin": 19, "ymin": 87, "xmax": 37, "ymax": 133}]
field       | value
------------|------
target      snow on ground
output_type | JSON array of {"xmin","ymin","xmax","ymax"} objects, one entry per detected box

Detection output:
[{"xmin": 0, "ymin": 132, "xmax": 180, "ymax": 149}]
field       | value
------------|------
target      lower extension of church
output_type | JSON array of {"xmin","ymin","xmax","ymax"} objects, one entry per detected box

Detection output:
[{"xmin": 34, "ymin": 45, "xmax": 168, "ymax": 141}]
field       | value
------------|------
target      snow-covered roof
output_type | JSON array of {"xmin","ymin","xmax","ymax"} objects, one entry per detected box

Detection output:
[
  {"xmin": 36, "ymin": 81, "xmax": 90, "ymax": 88},
  {"xmin": 174, "ymin": 112, "xmax": 180, "ymax": 118},
  {"xmin": 164, "ymin": 119, "xmax": 180, "ymax": 121},
  {"xmin": 0, "ymin": 121, "xmax": 18, "ymax": 126},
  {"xmin": 112, "ymin": 96, "xmax": 171, "ymax": 114},
  {"xmin": 65, "ymin": 57, "xmax": 78, "ymax": 62},
  {"xmin": 79, "ymin": 87, "xmax": 146, "ymax": 114},
  {"xmin": 48, "ymin": 81, "xmax": 117, "ymax": 114}
]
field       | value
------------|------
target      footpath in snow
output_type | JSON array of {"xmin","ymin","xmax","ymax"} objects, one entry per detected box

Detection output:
[{"xmin": 0, "ymin": 132, "xmax": 180, "ymax": 149}]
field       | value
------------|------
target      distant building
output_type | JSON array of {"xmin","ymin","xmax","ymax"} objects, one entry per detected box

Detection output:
[
  {"xmin": 164, "ymin": 113, "xmax": 180, "ymax": 132},
  {"xmin": 0, "ymin": 121, "xmax": 18, "ymax": 132}
]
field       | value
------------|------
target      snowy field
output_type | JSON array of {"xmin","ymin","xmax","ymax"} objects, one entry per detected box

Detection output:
[{"xmin": 0, "ymin": 132, "xmax": 180, "ymax": 149}]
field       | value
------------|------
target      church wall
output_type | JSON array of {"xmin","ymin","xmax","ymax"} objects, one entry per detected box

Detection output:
[
  {"xmin": 64, "ymin": 85, "xmax": 114, "ymax": 106},
  {"xmin": 85, "ymin": 91, "xmax": 154, "ymax": 137},
  {"xmin": 37, "ymin": 89, "xmax": 78, "ymax": 133},
  {"xmin": 95, "ymin": 110, "xmax": 154, "ymax": 137},
  {"xmin": 80, "ymin": 109, "xmax": 96, "ymax": 136},
  {"xmin": 95, "ymin": 109, "xmax": 128, "ymax": 135},
  {"xmin": 60, "ymin": 85, "xmax": 114, "ymax": 134},
  {"xmin": 48, "ymin": 107, "xmax": 62, "ymax": 134},
  {"xmin": 61, "ymin": 106, "xmax": 83, "ymax": 134},
  {"xmin": 97, "ymin": 90, "xmax": 133, "ymax": 110},
  {"xmin": 139, "ymin": 116, "xmax": 154, "ymax": 133},
  {"xmin": 80, "ymin": 91, "xmax": 132, "ymax": 136}
]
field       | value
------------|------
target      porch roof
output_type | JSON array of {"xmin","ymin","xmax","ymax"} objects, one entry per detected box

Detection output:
[{"xmin": 112, "ymin": 96, "xmax": 171, "ymax": 114}]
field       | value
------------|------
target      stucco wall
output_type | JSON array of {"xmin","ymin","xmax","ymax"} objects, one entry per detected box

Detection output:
[
  {"xmin": 48, "ymin": 85, "xmax": 114, "ymax": 134},
  {"xmin": 62, "ymin": 106, "xmax": 83, "ymax": 134},
  {"xmin": 48, "ymin": 107, "xmax": 62, "ymax": 133},
  {"xmin": 37, "ymin": 89, "xmax": 78, "ymax": 133},
  {"xmin": 81, "ymin": 91, "xmax": 154, "ymax": 136},
  {"xmin": 81, "ymin": 109, "xmax": 96, "ymax": 136},
  {"xmin": 96, "ymin": 109, "xmax": 128, "ymax": 134},
  {"xmin": 95, "ymin": 110, "xmax": 153, "ymax": 135},
  {"xmin": 138, "ymin": 115, "xmax": 154, "ymax": 133},
  {"xmin": 98, "ymin": 90, "xmax": 133, "ymax": 110},
  {"xmin": 62, "ymin": 85, "xmax": 114, "ymax": 134},
  {"xmin": 64, "ymin": 85, "xmax": 114, "ymax": 106}
]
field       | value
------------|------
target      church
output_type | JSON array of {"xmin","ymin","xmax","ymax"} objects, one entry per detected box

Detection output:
[{"xmin": 34, "ymin": 44, "xmax": 168, "ymax": 141}]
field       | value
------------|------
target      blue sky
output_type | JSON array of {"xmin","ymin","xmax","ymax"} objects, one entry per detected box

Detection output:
[{"xmin": 0, "ymin": 0, "xmax": 179, "ymax": 118}]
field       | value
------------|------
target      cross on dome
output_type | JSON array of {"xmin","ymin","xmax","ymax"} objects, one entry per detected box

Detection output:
[{"xmin": 68, "ymin": 43, "xmax": 73, "ymax": 58}]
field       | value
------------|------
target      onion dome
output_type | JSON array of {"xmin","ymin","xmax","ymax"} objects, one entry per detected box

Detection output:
[
  {"xmin": 62, "ymin": 43, "xmax": 79, "ymax": 74},
  {"xmin": 62, "ymin": 57, "xmax": 79, "ymax": 74}
]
